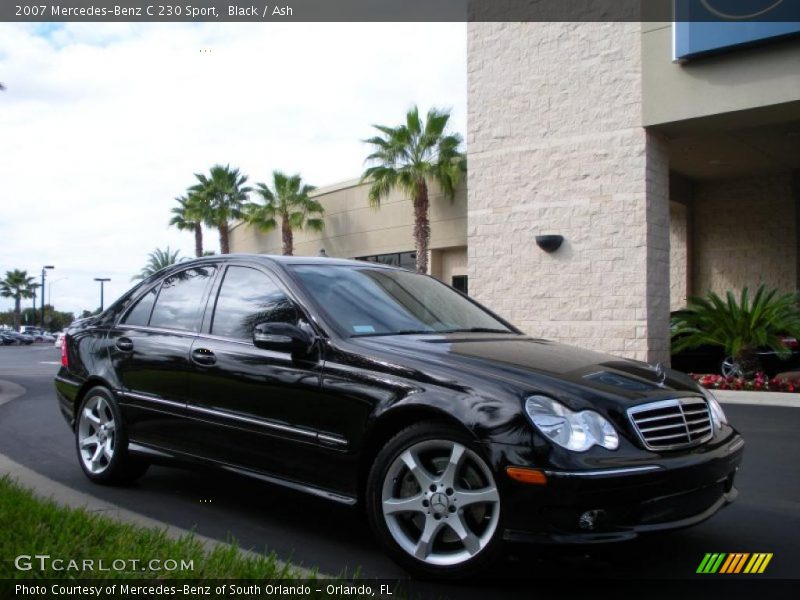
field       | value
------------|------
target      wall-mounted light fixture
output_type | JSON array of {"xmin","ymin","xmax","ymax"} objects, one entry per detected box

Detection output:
[{"xmin": 535, "ymin": 235, "xmax": 564, "ymax": 253}]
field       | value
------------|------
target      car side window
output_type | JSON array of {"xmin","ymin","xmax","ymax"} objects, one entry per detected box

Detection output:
[
  {"xmin": 122, "ymin": 287, "xmax": 158, "ymax": 327},
  {"xmin": 211, "ymin": 266, "xmax": 297, "ymax": 341},
  {"xmin": 149, "ymin": 266, "xmax": 217, "ymax": 332}
]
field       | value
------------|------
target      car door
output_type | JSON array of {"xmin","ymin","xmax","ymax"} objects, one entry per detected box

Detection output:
[
  {"xmin": 184, "ymin": 263, "xmax": 337, "ymax": 488},
  {"xmin": 108, "ymin": 264, "xmax": 217, "ymax": 452}
]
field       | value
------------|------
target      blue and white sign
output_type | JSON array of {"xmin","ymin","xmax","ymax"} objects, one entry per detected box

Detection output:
[{"xmin": 674, "ymin": 0, "xmax": 800, "ymax": 60}]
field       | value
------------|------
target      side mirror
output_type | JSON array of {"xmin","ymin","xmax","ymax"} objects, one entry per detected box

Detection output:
[{"xmin": 253, "ymin": 322, "xmax": 313, "ymax": 354}]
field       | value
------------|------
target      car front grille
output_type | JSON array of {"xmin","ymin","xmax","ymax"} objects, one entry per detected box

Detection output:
[{"xmin": 628, "ymin": 398, "xmax": 713, "ymax": 451}]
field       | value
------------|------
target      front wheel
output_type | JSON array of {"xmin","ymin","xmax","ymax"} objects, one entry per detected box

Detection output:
[
  {"xmin": 76, "ymin": 386, "xmax": 148, "ymax": 485},
  {"xmin": 366, "ymin": 423, "xmax": 503, "ymax": 579}
]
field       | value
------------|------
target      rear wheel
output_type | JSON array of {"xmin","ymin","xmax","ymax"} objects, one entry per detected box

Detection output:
[
  {"xmin": 76, "ymin": 386, "xmax": 148, "ymax": 484},
  {"xmin": 366, "ymin": 423, "xmax": 503, "ymax": 579}
]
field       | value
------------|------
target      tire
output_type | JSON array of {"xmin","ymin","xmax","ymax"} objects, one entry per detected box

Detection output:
[
  {"xmin": 366, "ymin": 422, "xmax": 503, "ymax": 579},
  {"xmin": 75, "ymin": 386, "xmax": 149, "ymax": 485}
]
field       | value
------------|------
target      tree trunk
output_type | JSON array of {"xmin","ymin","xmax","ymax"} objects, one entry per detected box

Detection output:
[
  {"xmin": 735, "ymin": 349, "xmax": 761, "ymax": 379},
  {"xmin": 412, "ymin": 179, "xmax": 430, "ymax": 273},
  {"xmin": 281, "ymin": 217, "xmax": 294, "ymax": 256},
  {"xmin": 218, "ymin": 222, "xmax": 229, "ymax": 254},
  {"xmin": 13, "ymin": 296, "xmax": 21, "ymax": 330},
  {"xmin": 194, "ymin": 224, "xmax": 203, "ymax": 257}
]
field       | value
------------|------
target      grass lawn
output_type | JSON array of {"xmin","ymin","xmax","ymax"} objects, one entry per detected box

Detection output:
[{"xmin": 0, "ymin": 475, "xmax": 311, "ymax": 580}]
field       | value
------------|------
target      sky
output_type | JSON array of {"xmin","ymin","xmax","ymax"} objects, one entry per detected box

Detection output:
[{"xmin": 0, "ymin": 22, "xmax": 466, "ymax": 317}]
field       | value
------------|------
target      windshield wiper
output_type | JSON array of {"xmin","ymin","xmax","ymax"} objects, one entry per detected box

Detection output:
[
  {"xmin": 353, "ymin": 329, "xmax": 437, "ymax": 337},
  {"xmin": 437, "ymin": 328, "xmax": 514, "ymax": 334},
  {"xmin": 353, "ymin": 327, "xmax": 514, "ymax": 338}
]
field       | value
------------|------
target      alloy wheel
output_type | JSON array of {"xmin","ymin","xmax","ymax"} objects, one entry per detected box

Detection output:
[
  {"xmin": 77, "ymin": 395, "xmax": 117, "ymax": 474},
  {"xmin": 721, "ymin": 357, "xmax": 744, "ymax": 378},
  {"xmin": 380, "ymin": 439, "xmax": 500, "ymax": 566}
]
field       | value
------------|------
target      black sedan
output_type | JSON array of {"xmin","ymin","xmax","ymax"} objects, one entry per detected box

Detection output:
[{"xmin": 54, "ymin": 255, "xmax": 744, "ymax": 578}]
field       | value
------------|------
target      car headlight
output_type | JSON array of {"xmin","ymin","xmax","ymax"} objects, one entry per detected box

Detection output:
[
  {"xmin": 524, "ymin": 395, "xmax": 619, "ymax": 452},
  {"xmin": 701, "ymin": 387, "xmax": 728, "ymax": 431}
]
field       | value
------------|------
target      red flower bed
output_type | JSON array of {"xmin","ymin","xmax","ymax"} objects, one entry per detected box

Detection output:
[{"xmin": 692, "ymin": 372, "xmax": 800, "ymax": 393}]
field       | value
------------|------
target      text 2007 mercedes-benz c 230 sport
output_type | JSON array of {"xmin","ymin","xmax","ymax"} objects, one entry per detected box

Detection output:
[{"xmin": 55, "ymin": 255, "xmax": 744, "ymax": 578}]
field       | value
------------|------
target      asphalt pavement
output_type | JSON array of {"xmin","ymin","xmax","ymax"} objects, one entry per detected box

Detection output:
[{"xmin": 0, "ymin": 344, "xmax": 798, "ymax": 593}]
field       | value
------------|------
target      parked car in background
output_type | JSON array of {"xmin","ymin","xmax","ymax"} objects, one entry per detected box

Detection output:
[
  {"xmin": 1, "ymin": 333, "xmax": 17, "ymax": 345},
  {"xmin": 672, "ymin": 335, "xmax": 800, "ymax": 377},
  {"xmin": 6, "ymin": 332, "xmax": 33, "ymax": 345},
  {"xmin": 55, "ymin": 255, "xmax": 744, "ymax": 578}
]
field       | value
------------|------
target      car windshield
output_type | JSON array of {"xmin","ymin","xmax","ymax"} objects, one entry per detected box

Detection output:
[{"xmin": 291, "ymin": 265, "xmax": 515, "ymax": 337}]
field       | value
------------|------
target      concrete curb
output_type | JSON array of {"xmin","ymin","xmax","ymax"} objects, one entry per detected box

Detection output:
[
  {"xmin": 0, "ymin": 453, "xmax": 325, "ymax": 579},
  {"xmin": 0, "ymin": 379, "xmax": 26, "ymax": 408},
  {"xmin": 712, "ymin": 389, "xmax": 800, "ymax": 408}
]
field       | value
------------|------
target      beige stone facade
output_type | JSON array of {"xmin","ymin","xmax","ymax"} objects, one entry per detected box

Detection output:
[
  {"xmin": 467, "ymin": 22, "xmax": 671, "ymax": 362},
  {"xmin": 691, "ymin": 175, "xmax": 797, "ymax": 297},
  {"xmin": 669, "ymin": 202, "xmax": 689, "ymax": 311}
]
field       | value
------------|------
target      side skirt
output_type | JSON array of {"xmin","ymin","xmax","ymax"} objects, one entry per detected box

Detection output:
[{"xmin": 127, "ymin": 441, "xmax": 357, "ymax": 506}]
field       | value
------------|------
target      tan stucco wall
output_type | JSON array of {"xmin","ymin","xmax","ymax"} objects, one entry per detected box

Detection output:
[
  {"xmin": 468, "ymin": 22, "xmax": 671, "ymax": 362},
  {"xmin": 642, "ymin": 23, "xmax": 800, "ymax": 127},
  {"xmin": 431, "ymin": 247, "xmax": 468, "ymax": 286},
  {"xmin": 691, "ymin": 174, "xmax": 797, "ymax": 296},
  {"xmin": 670, "ymin": 201, "xmax": 689, "ymax": 310},
  {"xmin": 229, "ymin": 178, "xmax": 467, "ymax": 268}
]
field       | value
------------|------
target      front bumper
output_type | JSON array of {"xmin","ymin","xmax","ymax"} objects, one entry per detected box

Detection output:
[{"xmin": 494, "ymin": 433, "xmax": 744, "ymax": 543}]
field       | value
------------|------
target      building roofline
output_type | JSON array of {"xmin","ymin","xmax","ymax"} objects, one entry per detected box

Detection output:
[{"xmin": 309, "ymin": 176, "xmax": 367, "ymax": 197}]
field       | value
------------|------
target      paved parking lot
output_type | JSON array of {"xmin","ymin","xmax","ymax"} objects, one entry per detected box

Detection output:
[{"xmin": 0, "ymin": 344, "xmax": 798, "ymax": 592}]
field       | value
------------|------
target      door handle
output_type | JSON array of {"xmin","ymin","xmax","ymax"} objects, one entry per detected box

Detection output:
[
  {"xmin": 191, "ymin": 348, "xmax": 216, "ymax": 366},
  {"xmin": 116, "ymin": 337, "xmax": 134, "ymax": 352}
]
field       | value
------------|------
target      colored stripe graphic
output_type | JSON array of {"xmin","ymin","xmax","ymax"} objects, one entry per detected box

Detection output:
[
  {"xmin": 719, "ymin": 554, "xmax": 736, "ymax": 573},
  {"xmin": 733, "ymin": 553, "xmax": 750, "ymax": 573},
  {"xmin": 697, "ymin": 553, "xmax": 714, "ymax": 573},
  {"xmin": 701, "ymin": 552, "xmax": 774, "ymax": 574},
  {"xmin": 720, "ymin": 553, "xmax": 749, "ymax": 573},
  {"xmin": 697, "ymin": 553, "xmax": 727, "ymax": 573}
]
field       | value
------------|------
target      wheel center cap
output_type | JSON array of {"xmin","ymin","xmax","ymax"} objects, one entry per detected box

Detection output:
[
  {"xmin": 98, "ymin": 431, "xmax": 107, "ymax": 443},
  {"xmin": 430, "ymin": 492, "xmax": 449, "ymax": 515}
]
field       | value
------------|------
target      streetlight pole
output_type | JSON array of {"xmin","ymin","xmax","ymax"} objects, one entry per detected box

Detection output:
[
  {"xmin": 30, "ymin": 284, "xmax": 40, "ymax": 325},
  {"xmin": 94, "ymin": 278, "xmax": 111, "ymax": 312},
  {"xmin": 41, "ymin": 265, "xmax": 54, "ymax": 328}
]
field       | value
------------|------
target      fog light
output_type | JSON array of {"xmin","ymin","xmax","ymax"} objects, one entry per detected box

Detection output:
[{"xmin": 578, "ymin": 510, "xmax": 602, "ymax": 530}]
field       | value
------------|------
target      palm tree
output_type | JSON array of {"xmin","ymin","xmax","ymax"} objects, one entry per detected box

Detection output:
[
  {"xmin": 671, "ymin": 285, "xmax": 800, "ymax": 377},
  {"xmin": 245, "ymin": 171, "xmax": 323, "ymax": 256},
  {"xmin": 169, "ymin": 193, "xmax": 208, "ymax": 257},
  {"xmin": 190, "ymin": 164, "xmax": 251, "ymax": 254},
  {"xmin": 361, "ymin": 105, "xmax": 466, "ymax": 273},
  {"xmin": 0, "ymin": 270, "xmax": 36, "ymax": 330},
  {"xmin": 132, "ymin": 247, "xmax": 184, "ymax": 281}
]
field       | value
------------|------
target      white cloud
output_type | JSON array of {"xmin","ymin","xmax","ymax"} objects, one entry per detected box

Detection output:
[{"xmin": 0, "ymin": 22, "xmax": 466, "ymax": 316}]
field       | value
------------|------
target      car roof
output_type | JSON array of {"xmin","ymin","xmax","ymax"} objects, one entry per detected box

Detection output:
[{"xmin": 176, "ymin": 253, "xmax": 405, "ymax": 271}]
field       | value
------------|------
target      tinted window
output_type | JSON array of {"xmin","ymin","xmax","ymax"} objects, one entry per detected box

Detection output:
[
  {"xmin": 211, "ymin": 266, "xmax": 297, "ymax": 340},
  {"xmin": 122, "ymin": 287, "xmax": 158, "ymax": 326},
  {"xmin": 149, "ymin": 267, "xmax": 216, "ymax": 332},
  {"xmin": 291, "ymin": 265, "xmax": 513, "ymax": 337}
]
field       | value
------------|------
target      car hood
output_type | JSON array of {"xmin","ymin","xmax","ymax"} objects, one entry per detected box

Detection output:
[{"xmin": 351, "ymin": 333, "xmax": 700, "ymax": 407}]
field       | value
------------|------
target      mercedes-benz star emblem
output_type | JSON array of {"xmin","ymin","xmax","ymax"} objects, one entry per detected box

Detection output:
[{"xmin": 430, "ymin": 492, "xmax": 449, "ymax": 515}]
